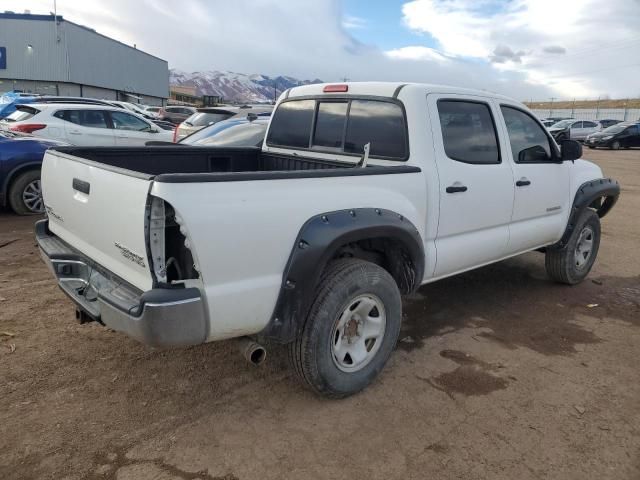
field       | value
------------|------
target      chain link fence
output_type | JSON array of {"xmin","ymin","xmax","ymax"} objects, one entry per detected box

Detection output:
[{"xmin": 529, "ymin": 108, "xmax": 640, "ymax": 122}]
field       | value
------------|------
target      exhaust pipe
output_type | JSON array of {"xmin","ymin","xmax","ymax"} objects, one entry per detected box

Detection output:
[{"xmin": 237, "ymin": 338, "xmax": 267, "ymax": 366}]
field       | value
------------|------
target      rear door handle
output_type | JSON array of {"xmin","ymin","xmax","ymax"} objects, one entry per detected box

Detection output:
[
  {"xmin": 516, "ymin": 178, "xmax": 531, "ymax": 187},
  {"xmin": 68, "ymin": 130, "xmax": 82, "ymax": 135},
  {"xmin": 446, "ymin": 184, "xmax": 468, "ymax": 194}
]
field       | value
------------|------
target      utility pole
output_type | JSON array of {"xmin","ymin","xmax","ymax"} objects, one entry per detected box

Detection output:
[
  {"xmin": 342, "ymin": 76, "xmax": 350, "ymax": 82},
  {"xmin": 273, "ymin": 80, "xmax": 277, "ymax": 104},
  {"xmin": 549, "ymin": 97, "xmax": 556, "ymax": 117},
  {"xmin": 571, "ymin": 98, "xmax": 576, "ymax": 117},
  {"xmin": 595, "ymin": 96, "xmax": 601, "ymax": 119}
]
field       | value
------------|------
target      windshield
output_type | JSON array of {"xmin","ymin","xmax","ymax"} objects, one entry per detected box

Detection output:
[
  {"xmin": 550, "ymin": 119, "xmax": 574, "ymax": 129},
  {"xmin": 184, "ymin": 111, "xmax": 234, "ymax": 127},
  {"xmin": 601, "ymin": 124, "xmax": 628, "ymax": 134},
  {"xmin": 180, "ymin": 120, "xmax": 268, "ymax": 146}
]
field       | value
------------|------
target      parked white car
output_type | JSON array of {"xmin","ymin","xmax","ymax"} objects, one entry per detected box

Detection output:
[
  {"xmin": 548, "ymin": 119, "xmax": 601, "ymax": 142},
  {"xmin": 0, "ymin": 103, "xmax": 172, "ymax": 146},
  {"xmin": 37, "ymin": 82, "xmax": 619, "ymax": 398}
]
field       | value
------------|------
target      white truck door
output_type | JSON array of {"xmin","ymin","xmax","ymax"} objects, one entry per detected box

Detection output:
[
  {"xmin": 428, "ymin": 94, "xmax": 514, "ymax": 277},
  {"xmin": 497, "ymin": 103, "xmax": 571, "ymax": 251}
]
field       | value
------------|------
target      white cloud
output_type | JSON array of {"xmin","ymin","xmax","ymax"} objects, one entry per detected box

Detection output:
[
  {"xmin": 7, "ymin": 0, "xmax": 638, "ymax": 100},
  {"xmin": 400, "ymin": 0, "xmax": 640, "ymax": 98},
  {"xmin": 342, "ymin": 15, "xmax": 367, "ymax": 30}
]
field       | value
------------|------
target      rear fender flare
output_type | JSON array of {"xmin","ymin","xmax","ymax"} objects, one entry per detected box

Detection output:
[{"xmin": 260, "ymin": 208, "xmax": 425, "ymax": 343}]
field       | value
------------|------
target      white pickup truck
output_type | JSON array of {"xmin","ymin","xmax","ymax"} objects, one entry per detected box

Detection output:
[{"xmin": 37, "ymin": 82, "xmax": 619, "ymax": 397}]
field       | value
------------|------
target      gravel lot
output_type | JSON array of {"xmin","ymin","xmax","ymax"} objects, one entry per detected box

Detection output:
[{"xmin": 1, "ymin": 148, "xmax": 639, "ymax": 480}]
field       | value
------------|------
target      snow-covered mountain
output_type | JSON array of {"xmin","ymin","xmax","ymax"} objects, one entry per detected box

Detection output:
[{"xmin": 170, "ymin": 69, "xmax": 323, "ymax": 103}]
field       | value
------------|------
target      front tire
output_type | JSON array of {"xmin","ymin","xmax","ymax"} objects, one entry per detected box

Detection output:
[
  {"xmin": 8, "ymin": 170, "xmax": 44, "ymax": 215},
  {"xmin": 289, "ymin": 259, "xmax": 402, "ymax": 398},
  {"xmin": 610, "ymin": 140, "xmax": 621, "ymax": 150},
  {"xmin": 545, "ymin": 209, "xmax": 601, "ymax": 285}
]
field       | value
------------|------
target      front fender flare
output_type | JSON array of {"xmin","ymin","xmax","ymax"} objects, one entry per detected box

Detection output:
[{"xmin": 554, "ymin": 177, "xmax": 619, "ymax": 249}]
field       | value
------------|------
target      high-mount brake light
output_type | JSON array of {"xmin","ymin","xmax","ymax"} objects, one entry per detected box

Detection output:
[{"xmin": 323, "ymin": 84, "xmax": 348, "ymax": 93}]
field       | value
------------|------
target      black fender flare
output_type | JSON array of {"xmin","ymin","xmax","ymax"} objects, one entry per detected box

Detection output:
[
  {"xmin": 259, "ymin": 208, "xmax": 425, "ymax": 343},
  {"xmin": 554, "ymin": 177, "xmax": 620, "ymax": 249}
]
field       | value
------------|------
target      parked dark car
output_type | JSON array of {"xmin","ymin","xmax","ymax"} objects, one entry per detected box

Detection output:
[
  {"xmin": 0, "ymin": 130, "xmax": 68, "ymax": 214},
  {"xmin": 179, "ymin": 114, "xmax": 271, "ymax": 147},
  {"xmin": 585, "ymin": 122, "xmax": 640, "ymax": 150},
  {"xmin": 157, "ymin": 105, "xmax": 197, "ymax": 124},
  {"xmin": 597, "ymin": 119, "xmax": 622, "ymax": 129}
]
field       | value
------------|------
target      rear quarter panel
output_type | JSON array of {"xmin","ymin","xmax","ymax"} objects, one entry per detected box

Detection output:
[{"xmin": 151, "ymin": 172, "xmax": 426, "ymax": 341}]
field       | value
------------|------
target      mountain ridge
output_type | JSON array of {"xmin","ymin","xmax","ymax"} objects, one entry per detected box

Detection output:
[{"xmin": 170, "ymin": 69, "xmax": 323, "ymax": 102}]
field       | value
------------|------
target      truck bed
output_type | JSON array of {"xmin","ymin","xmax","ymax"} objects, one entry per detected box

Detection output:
[
  {"xmin": 52, "ymin": 146, "xmax": 346, "ymax": 175},
  {"xmin": 50, "ymin": 146, "xmax": 419, "ymax": 183}
]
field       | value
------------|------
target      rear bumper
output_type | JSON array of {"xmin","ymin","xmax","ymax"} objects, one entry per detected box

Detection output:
[{"xmin": 35, "ymin": 220, "xmax": 208, "ymax": 347}]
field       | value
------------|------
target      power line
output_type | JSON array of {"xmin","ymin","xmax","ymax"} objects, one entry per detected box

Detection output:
[{"xmin": 544, "ymin": 62, "xmax": 640, "ymax": 80}]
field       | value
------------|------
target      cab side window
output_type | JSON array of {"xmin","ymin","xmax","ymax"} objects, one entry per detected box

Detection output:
[
  {"xmin": 501, "ymin": 106, "xmax": 555, "ymax": 163},
  {"xmin": 437, "ymin": 100, "xmax": 500, "ymax": 164}
]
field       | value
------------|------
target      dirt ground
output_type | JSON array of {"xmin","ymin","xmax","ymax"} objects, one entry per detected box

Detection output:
[{"xmin": 1, "ymin": 148, "xmax": 639, "ymax": 480}]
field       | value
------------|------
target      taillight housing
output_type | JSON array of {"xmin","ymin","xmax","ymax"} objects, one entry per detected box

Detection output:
[{"xmin": 10, "ymin": 123, "xmax": 47, "ymax": 134}]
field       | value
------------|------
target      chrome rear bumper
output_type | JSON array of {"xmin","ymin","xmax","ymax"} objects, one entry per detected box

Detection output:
[{"xmin": 36, "ymin": 220, "xmax": 208, "ymax": 347}]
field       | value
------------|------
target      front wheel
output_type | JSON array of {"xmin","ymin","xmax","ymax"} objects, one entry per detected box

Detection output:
[
  {"xmin": 610, "ymin": 140, "xmax": 621, "ymax": 150},
  {"xmin": 545, "ymin": 209, "xmax": 601, "ymax": 285},
  {"xmin": 289, "ymin": 259, "xmax": 402, "ymax": 398}
]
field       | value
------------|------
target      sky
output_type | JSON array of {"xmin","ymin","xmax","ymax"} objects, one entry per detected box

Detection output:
[{"xmin": 3, "ymin": 0, "xmax": 640, "ymax": 100}]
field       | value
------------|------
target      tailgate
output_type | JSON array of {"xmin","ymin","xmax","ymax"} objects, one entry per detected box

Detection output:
[{"xmin": 41, "ymin": 150, "xmax": 154, "ymax": 291}]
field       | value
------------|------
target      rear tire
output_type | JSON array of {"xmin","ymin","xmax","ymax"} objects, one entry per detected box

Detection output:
[
  {"xmin": 8, "ymin": 170, "xmax": 44, "ymax": 215},
  {"xmin": 610, "ymin": 140, "xmax": 621, "ymax": 150},
  {"xmin": 587, "ymin": 146, "xmax": 595, "ymax": 149},
  {"xmin": 545, "ymin": 209, "xmax": 600, "ymax": 285},
  {"xmin": 289, "ymin": 259, "xmax": 402, "ymax": 398}
]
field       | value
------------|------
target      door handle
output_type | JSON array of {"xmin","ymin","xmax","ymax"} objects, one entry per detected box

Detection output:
[
  {"xmin": 69, "ymin": 130, "xmax": 82, "ymax": 135},
  {"xmin": 446, "ymin": 184, "xmax": 468, "ymax": 194},
  {"xmin": 516, "ymin": 178, "xmax": 531, "ymax": 187}
]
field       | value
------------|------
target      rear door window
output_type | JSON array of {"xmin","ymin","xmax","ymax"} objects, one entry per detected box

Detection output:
[
  {"xmin": 437, "ymin": 100, "xmax": 500, "ymax": 164},
  {"xmin": 54, "ymin": 109, "xmax": 109, "ymax": 128}
]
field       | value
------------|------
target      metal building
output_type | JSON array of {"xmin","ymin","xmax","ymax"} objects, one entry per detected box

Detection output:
[{"xmin": 0, "ymin": 12, "xmax": 169, "ymax": 105}]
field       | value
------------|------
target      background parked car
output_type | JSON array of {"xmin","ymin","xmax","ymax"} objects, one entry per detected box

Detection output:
[
  {"xmin": 144, "ymin": 106, "xmax": 161, "ymax": 117},
  {"xmin": 0, "ymin": 103, "xmax": 172, "ymax": 146},
  {"xmin": 0, "ymin": 130, "xmax": 68, "ymax": 214},
  {"xmin": 586, "ymin": 122, "xmax": 640, "ymax": 150},
  {"xmin": 540, "ymin": 119, "xmax": 555, "ymax": 128},
  {"xmin": 597, "ymin": 119, "xmax": 622, "ymax": 129},
  {"xmin": 179, "ymin": 113, "xmax": 271, "ymax": 147},
  {"xmin": 174, "ymin": 107, "xmax": 273, "ymax": 141},
  {"xmin": 157, "ymin": 105, "xmax": 197, "ymax": 124},
  {"xmin": 548, "ymin": 119, "xmax": 600, "ymax": 141}
]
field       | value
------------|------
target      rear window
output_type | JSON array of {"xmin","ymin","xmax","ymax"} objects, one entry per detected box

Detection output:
[
  {"xmin": 185, "ymin": 112, "xmax": 234, "ymax": 127},
  {"xmin": 266, "ymin": 98, "xmax": 407, "ymax": 160},
  {"xmin": 3, "ymin": 107, "xmax": 39, "ymax": 122}
]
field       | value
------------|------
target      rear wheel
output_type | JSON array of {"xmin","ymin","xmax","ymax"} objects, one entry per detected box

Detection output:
[
  {"xmin": 610, "ymin": 140, "xmax": 621, "ymax": 150},
  {"xmin": 289, "ymin": 259, "xmax": 402, "ymax": 398},
  {"xmin": 545, "ymin": 209, "xmax": 600, "ymax": 285},
  {"xmin": 8, "ymin": 170, "xmax": 44, "ymax": 215}
]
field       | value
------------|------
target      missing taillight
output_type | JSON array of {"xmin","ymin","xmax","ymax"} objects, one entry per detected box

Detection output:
[{"xmin": 148, "ymin": 197, "xmax": 199, "ymax": 285}]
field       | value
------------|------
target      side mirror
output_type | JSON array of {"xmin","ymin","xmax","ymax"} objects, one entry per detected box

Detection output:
[
  {"xmin": 518, "ymin": 145, "xmax": 550, "ymax": 163},
  {"xmin": 561, "ymin": 139, "xmax": 582, "ymax": 161}
]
